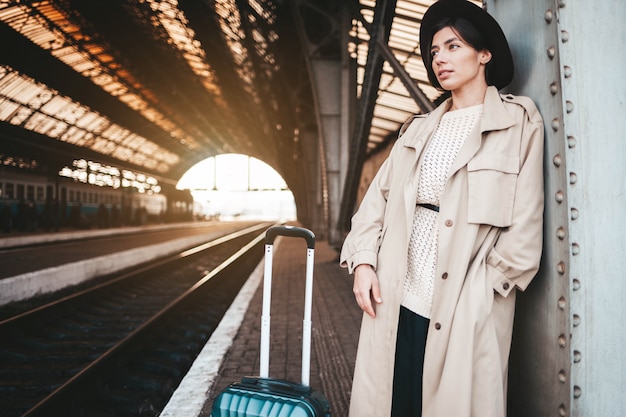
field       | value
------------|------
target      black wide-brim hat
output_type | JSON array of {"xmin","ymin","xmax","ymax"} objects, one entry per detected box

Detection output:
[{"xmin": 419, "ymin": 0, "xmax": 514, "ymax": 90}]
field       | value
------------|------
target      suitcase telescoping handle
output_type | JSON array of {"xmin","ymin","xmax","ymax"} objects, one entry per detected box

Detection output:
[{"xmin": 261, "ymin": 225, "xmax": 315, "ymax": 386}]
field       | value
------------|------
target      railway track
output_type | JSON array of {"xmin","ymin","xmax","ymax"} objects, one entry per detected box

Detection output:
[{"xmin": 0, "ymin": 223, "xmax": 271, "ymax": 417}]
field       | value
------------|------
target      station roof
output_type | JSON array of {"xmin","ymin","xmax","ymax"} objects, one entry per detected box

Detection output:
[{"xmin": 0, "ymin": 0, "xmax": 460, "ymax": 186}]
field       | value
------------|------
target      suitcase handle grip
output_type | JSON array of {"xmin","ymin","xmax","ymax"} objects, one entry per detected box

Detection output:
[{"xmin": 265, "ymin": 225, "xmax": 315, "ymax": 249}]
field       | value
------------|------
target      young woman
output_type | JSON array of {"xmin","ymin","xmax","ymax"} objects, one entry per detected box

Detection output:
[{"xmin": 340, "ymin": 1, "xmax": 545, "ymax": 416}]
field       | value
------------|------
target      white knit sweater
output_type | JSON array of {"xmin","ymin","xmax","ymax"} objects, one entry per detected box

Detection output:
[{"xmin": 402, "ymin": 104, "xmax": 482, "ymax": 318}]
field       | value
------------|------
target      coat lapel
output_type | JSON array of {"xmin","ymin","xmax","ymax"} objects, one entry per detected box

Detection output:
[
  {"xmin": 400, "ymin": 104, "xmax": 449, "ymax": 232},
  {"xmin": 448, "ymin": 86, "xmax": 517, "ymax": 178}
]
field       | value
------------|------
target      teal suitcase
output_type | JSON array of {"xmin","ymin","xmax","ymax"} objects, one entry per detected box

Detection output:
[
  {"xmin": 211, "ymin": 376, "xmax": 329, "ymax": 417},
  {"xmin": 211, "ymin": 226, "xmax": 330, "ymax": 417}
]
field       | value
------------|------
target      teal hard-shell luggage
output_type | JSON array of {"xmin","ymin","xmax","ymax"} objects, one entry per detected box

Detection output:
[
  {"xmin": 211, "ymin": 226, "xmax": 330, "ymax": 417},
  {"xmin": 211, "ymin": 376, "xmax": 329, "ymax": 417}
]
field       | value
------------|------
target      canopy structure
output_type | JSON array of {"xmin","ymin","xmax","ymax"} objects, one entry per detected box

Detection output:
[{"xmin": 0, "ymin": 0, "xmax": 451, "ymax": 230}]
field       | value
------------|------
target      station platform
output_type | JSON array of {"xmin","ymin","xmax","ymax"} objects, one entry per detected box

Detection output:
[
  {"xmin": 160, "ymin": 235, "xmax": 362, "ymax": 417},
  {"xmin": 0, "ymin": 220, "xmax": 264, "ymax": 306}
]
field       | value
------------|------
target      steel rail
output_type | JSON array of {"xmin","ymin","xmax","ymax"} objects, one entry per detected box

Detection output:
[
  {"xmin": 20, "ymin": 229, "xmax": 267, "ymax": 417},
  {"xmin": 0, "ymin": 222, "xmax": 270, "ymax": 328}
]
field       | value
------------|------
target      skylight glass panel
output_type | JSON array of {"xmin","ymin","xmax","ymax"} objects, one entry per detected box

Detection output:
[
  {"xmin": 214, "ymin": 0, "xmax": 279, "ymax": 101},
  {"xmin": 215, "ymin": 0, "xmax": 259, "ymax": 102},
  {"xmin": 0, "ymin": 101, "xmax": 19, "ymax": 120},
  {"xmin": 371, "ymin": 116, "xmax": 402, "ymax": 132},
  {"xmin": 0, "ymin": 0, "xmax": 200, "ymax": 150},
  {"xmin": 144, "ymin": 0, "xmax": 224, "ymax": 100},
  {"xmin": 356, "ymin": 0, "xmax": 442, "ymax": 152},
  {"xmin": 373, "ymin": 105, "xmax": 412, "ymax": 123},
  {"xmin": 377, "ymin": 93, "xmax": 420, "ymax": 113},
  {"xmin": 0, "ymin": 66, "xmax": 179, "ymax": 173},
  {"xmin": 369, "ymin": 126, "xmax": 393, "ymax": 137}
]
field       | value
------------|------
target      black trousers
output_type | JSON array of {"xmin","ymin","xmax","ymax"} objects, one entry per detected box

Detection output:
[{"xmin": 391, "ymin": 306, "xmax": 430, "ymax": 417}]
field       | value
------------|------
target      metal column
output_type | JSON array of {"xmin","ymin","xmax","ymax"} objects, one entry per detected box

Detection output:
[
  {"xmin": 291, "ymin": 1, "xmax": 353, "ymax": 244},
  {"xmin": 487, "ymin": 1, "xmax": 626, "ymax": 416}
]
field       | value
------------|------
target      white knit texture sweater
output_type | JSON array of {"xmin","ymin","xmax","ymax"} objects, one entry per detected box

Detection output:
[{"xmin": 402, "ymin": 105, "xmax": 482, "ymax": 318}]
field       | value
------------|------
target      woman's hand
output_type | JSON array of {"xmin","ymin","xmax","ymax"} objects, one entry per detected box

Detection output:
[{"xmin": 353, "ymin": 264, "xmax": 382, "ymax": 318}]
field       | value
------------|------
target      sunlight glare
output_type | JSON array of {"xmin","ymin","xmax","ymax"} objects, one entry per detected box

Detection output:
[{"xmin": 177, "ymin": 154, "xmax": 295, "ymax": 221}]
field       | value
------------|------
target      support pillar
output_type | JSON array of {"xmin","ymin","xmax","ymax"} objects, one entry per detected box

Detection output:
[
  {"xmin": 487, "ymin": 1, "xmax": 626, "ymax": 416},
  {"xmin": 291, "ymin": 1, "xmax": 353, "ymax": 245}
]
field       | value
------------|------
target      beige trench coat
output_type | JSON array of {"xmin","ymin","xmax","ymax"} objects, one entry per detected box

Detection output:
[{"xmin": 340, "ymin": 86, "xmax": 544, "ymax": 417}]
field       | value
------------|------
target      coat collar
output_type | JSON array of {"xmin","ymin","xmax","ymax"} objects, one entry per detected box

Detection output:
[
  {"xmin": 479, "ymin": 86, "xmax": 516, "ymax": 133},
  {"xmin": 448, "ymin": 86, "xmax": 516, "ymax": 177},
  {"xmin": 401, "ymin": 86, "xmax": 516, "ymax": 178},
  {"xmin": 402, "ymin": 86, "xmax": 516, "ymax": 151}
]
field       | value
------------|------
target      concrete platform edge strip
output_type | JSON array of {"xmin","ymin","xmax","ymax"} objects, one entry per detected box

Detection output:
[
  {"xmin": 0, "ymin": 230, "xmax": 229, "ymax": 306},
  {"xmin": 0, "ymin": 221, "xmax": 213, "ymax": 249}
]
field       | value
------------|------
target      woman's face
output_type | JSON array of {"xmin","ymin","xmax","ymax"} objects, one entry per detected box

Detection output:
[{"xmin": 430, "ymin": 26, "xmax": 491, "ymax": 92}]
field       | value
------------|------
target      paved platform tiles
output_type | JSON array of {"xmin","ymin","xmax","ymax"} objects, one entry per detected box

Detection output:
[{"xmin": 192, "ymin": 237, "xmax": 362, "ymax": 417}]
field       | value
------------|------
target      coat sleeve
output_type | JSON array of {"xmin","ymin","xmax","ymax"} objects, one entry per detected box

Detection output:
[
  {"xmin": 339, "ymin": 142, "xmax": 400, "ymax": 274},
  {"xmin": 487, "ymin": 103, "xmax": 545, "ymax": 297}
]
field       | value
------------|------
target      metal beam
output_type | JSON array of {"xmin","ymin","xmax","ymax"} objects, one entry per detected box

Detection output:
[
  {"xmin": 375, "ymin": 39, "xmax": 435, "ymax": 113},
  {"xmin": 338, "ymin": 0, "xmax": 397, "ymax": 231},
  {"xmin": 349, "ymin": 1, "xmax": 434, "ymax": 114}
]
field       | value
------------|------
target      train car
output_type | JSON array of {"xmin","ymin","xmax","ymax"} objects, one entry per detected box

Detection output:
[
  {"xmin": 0, "ymin": 170, "xmax": 192, "ymax": 232},
  {"xmin": 0, "ymin": 171, "xmax": 52, "ymax": 232},
  {"xmin": 162, "ymin": 187, "xmax": 194, "ymax": 223}
]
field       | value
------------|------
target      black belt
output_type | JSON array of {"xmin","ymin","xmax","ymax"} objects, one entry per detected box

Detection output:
[{"xmin": 417, "ymin": 203, "xmax": 440, "ymax": 212}]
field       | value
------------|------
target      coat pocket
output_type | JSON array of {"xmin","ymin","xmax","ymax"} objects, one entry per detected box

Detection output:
[{"xmin": 467, "ymin": 154, "xmax": 519, "ymax": 227}]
